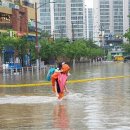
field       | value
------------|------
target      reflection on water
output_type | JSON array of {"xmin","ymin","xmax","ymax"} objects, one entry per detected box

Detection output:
[
  {"xmin": 83, "ymin": 78, "xmax": 130, "ymax": 130},
  {"xmin": 53, "ymin": 104, "xmax": 69, "ymax": 129},
  {"xmin": 0, "ymin": 62, "xmax": 130, "ymax": 129}
]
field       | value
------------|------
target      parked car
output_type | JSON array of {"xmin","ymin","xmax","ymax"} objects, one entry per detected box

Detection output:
[{"xmin": 124, "ymin": 56, "xmax": 130, "ymax": 63}]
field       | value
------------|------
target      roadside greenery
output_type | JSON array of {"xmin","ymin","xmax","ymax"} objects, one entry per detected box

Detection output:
[
  {"xmin": 0, "ymin": 33, "xmax": 104, "ymax": 65},
  {"xmin": 122, "ymin": 44, "xmax": 130, "ymax": 54},
  {"xmin": 39, "ymin": 38, "xmax": 104, "ymax": 63},
  {"xmin": 123, "ymin": 28, "xmax": 130, "ymax": 54}
]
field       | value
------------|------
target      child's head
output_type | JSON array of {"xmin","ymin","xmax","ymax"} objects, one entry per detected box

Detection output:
[{"xmin": 58, "ymin": 62, "xmax": 62, "ymax": 70}]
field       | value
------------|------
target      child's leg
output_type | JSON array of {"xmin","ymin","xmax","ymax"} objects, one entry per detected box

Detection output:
[
  {"xmin": 54, "ymin": 84, "xmax": 59, "ymax": 97},
  {"xmin": 58, "ymin": 92, "xmax": 64, "ymax": 99},
  {"xmin": 55, "ymin": 79, "xmax": 61, "ymax": 98}
]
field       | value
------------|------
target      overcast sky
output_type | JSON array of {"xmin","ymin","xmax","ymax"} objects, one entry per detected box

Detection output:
[{"xmin": 85, "ymin": 0, "xmax": 93, "ymax": 8}]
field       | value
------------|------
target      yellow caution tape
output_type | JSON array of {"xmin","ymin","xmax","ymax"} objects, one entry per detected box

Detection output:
[{"xmin": 0, "ymin": 75, "xmax": 130, "ymax": 88}]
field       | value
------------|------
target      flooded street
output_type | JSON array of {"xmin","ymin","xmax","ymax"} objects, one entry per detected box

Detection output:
[{"xmin": 0, "ymin": 62, "xmax": 130, "ymax": 130}]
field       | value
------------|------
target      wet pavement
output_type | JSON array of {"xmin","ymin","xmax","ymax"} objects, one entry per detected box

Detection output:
[{"xmin": 0, "ymin": 62, "xmax": 130, "ymax": 130}]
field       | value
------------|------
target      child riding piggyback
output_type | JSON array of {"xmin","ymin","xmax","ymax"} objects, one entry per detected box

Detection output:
[{"xmin": 51, "ymin": 62, "xmax": 71, "ymax": 100}]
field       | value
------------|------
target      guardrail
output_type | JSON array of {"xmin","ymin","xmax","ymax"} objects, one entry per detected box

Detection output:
[{"xmin": 1, "ymin": 65, "xmax": 47, "ymax": 76}]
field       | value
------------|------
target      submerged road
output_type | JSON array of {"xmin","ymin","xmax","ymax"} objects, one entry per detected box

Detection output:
[
  {"xmin": 0, "ymin": 62, "xmax": 130, "ymax": 130},
  {"xmin": 0, "ymin": 74, "xmax": 130, "ymax": 87}
]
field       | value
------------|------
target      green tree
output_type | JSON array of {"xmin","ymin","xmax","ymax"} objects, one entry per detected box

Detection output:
[
  {"xmin": 122, "ymin": 44, "xmax": 130, "ymax": 54},
  {"xmin": 124, "ymin": 28, "xmax": 130, "ymax": 44},
  {"xmin": 0, "ymin": 34, "xmax": 34, "ymax": 66},
  {"xmin": 39, "ymin": 38, "xmax": 54, "ymax": 64},
  {"xmin": 0, "ymin": 32, "xmax": 105, "ymax": 65},
  {"xmin": 53, "ymin": 38, "xmax": 69, "ymax": 62}
]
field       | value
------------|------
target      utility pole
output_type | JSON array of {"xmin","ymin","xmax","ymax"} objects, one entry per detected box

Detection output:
[{"xmin": 35, "ymin": 2, "xmax": 40, "ymax": 72}]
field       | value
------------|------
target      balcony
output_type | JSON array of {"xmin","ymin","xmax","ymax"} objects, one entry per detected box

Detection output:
[
  {"xmin": 22, "ymin": 1, "xmax": 34, "ymax": 8},
  {"xmin": 0, "ymin": 23, "xmax": 12, "ymax": 30},
  {"xmin": 0, "ymin": 1, "xmax": 19, "ymax": 10}
]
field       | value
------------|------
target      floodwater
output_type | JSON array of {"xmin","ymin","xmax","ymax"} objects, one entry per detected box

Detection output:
[{"xmin": 0, "ymin": 62, "xmax": 130, "ymax": 130}]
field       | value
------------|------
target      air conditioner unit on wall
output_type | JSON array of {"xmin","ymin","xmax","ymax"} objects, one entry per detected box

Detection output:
[{"xmin": 15, "ymin": 5, "xmax": 19, "ymax": 9}]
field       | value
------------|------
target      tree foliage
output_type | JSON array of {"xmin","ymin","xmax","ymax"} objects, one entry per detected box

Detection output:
[
  {"xmin": 123, "ymin": 22, "xmax": 130, "ymax": 54},
  {"xmin": 124, "ymin": 28, "xmax": 130, "ymax": 43},
  {"xmin": 122, "ymin": 44, "xmax": 130, "ymax": 54},
  {"xmin": 0, "ymin": 33, "xmax": 104, "ymax": 65}
]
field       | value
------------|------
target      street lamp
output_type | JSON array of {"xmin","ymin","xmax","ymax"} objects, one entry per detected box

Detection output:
[{"xmin": 35, "ymin": 1, "xmax": 55, "ymax": 70}]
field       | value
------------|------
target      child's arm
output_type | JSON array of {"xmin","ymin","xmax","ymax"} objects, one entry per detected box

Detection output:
[{"xmin": 64, "ymin": 85, "xmax": 69, "ymax": 93}]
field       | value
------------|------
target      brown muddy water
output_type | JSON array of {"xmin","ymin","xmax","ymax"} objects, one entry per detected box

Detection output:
[{"xmin": 0, "ymin": 62, "xmax": 130, "ymax": 130}]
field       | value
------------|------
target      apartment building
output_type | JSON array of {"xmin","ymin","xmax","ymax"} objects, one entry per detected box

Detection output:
[
  {"xmin": 93, "ymin": 0, "xmax": 129, "ymax": 46},
  {"xmin": 86, "ymin": 8, "xmax": 93, "ymax": 40},
  {"xmin": 40, "ymin": 0, "xmax": 86, "ymax": 40},
  {"xmin": 0, "ymin": 0, "xmax": 37, "ymax": 36}
]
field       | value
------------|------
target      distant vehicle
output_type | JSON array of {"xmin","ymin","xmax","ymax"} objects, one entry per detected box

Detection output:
[
  {"xmin": 114, "ymin": 55, "xmax": 124, "ymax": 61},
  {"xmin": 124, "ymin": 56, "xmax": 130, "ymax": 63}
]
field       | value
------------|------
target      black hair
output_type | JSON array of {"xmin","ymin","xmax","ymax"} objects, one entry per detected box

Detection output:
[{"xmin": 58, "ymin": 62, "xmax": 62, "ymax": 70}]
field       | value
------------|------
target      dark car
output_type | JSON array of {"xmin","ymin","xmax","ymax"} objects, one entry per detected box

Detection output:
[{"xmin": 124, "ymin": 56, "xmax": 130, "ymax": 63}]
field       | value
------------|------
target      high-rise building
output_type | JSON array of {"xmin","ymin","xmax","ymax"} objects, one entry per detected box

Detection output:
[
  {"xmin": 93, "ymin": 0, "xmax": 129, "ymax": 45},
  {"xmin": 40, "ymin": 0, "xmax": 86, "ymax": 40},
  {"xmin": 86, "ymin": 8, "xmax": 93, "ymax": 40}
]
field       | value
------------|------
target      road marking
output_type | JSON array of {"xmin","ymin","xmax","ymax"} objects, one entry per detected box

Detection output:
[{"xmin": 0, "ymin": 75, "xmax": 130, "ymax": 88}]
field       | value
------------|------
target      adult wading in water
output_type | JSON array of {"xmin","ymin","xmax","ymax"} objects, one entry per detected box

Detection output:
[{"xmin": 51, "ymin": 62, "xmax": 70, "ymax": 100}]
